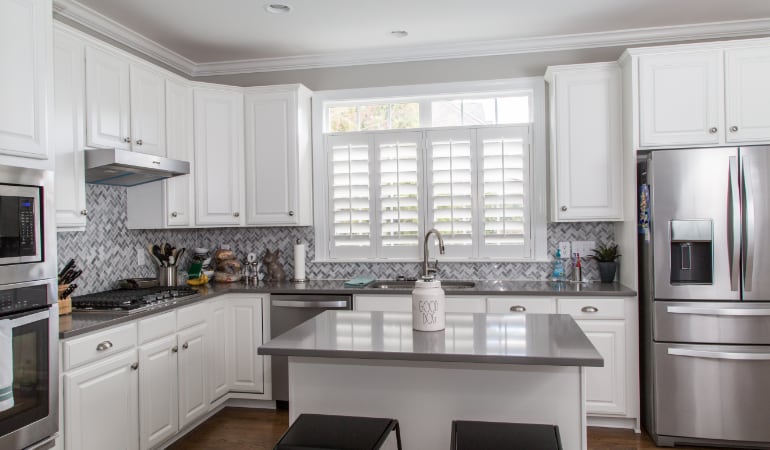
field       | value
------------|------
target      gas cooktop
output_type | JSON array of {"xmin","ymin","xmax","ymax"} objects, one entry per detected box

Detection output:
[{"xmin": 71, "ymin": 287, "xmax": 199, "ymax": 313}]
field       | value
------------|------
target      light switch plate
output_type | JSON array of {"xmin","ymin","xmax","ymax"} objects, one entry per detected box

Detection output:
[
  {"xmin": 137, "ymin": 247, "xmax": 146, "ymax": 266},
  {"xmin": 571, "ymin": 240, "xmax": 595, "ymax": 258},
  {"xmin": 558, "ymin": 242, "xmax": 571, "ymax": 258}
]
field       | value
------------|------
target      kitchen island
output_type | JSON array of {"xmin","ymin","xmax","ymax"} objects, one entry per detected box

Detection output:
[{"xmin": 259, "ymin": 310, "xmax": 603, "ymax": 450}]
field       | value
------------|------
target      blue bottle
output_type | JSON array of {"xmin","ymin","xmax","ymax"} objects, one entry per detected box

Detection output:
[{"xmin": 552, "ymin": 249, "xmax": 566, "ymax": 281}]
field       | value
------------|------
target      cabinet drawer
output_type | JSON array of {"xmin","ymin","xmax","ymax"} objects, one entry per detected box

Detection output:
[
  {"xmin": 355, "ymin": 295, "xmax": 411, "ymax": 312},
  {"xmin": 177, "ymin": 302, "xmax": 208, "ymax": 330},
  {"xmin": 446, "ymin": 296, "xmax": 486, "ymax": 313},
  {"xmin": 63, "ymin": 322, "xmax": 137, "ymax": 371},
  {"xmin": 486, "ymin": 297, "xmax": 556, "ymax": 314},
  {"xmin": 138, "ymin": 311, "xmax": 176, "ymax": 344},
  {"xmin": 557, "ymin": 297, "xmax": 624, "ymax": 319}
]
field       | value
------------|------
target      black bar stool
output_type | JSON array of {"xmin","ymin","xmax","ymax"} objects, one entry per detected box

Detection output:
[
  {"xmin": 274, "ymin": 413, "xmax": 403, "ymax": 450},
  {"xmin": 451, "ymin": 420, "xmax": 563, "ymax": 450}
]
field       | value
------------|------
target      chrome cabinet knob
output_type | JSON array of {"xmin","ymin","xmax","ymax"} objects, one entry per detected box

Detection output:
[
  {"xmin": 80, "ymin": 209, "xmax": 88, "ymax": 216},
  {"xmin": 233, "ymin": 212, "xmax": 240, "ymax": 217},
  {"xmin": 182, "ymin": 342, "xmax": 189, "ymax": 350},
  {"xmin": 510, "ymin": 305, "xmax": 526, "ymax": 312},
  {"xmin": 709, "ymin": 127, "xmax": 718, "ymax": 134},
  {"xmin": 96, "ymin": 341, "xmax": 113, "ymax": 351},
  {"xmin": 171, "ymin": 211, "xmax": 178, "ymax": 218},
  {"xmin": 171, "ymin": 345, "xmax": 178, "ymax": 353},
  {"xmin": 561, "ymin": 206, "xmax": 567, "ymax": 212},
  {"xmin": 131, "ymin": 362, "xmax": 139, "ymax": 370},
  {"xmin": 135, "ymin": 139, "xmax": 143, "ymax": 146},
  {"xmin": 581, "ymin": 306, "xmax": 599, "ymax": 313},
  {"xmin": 730, "ymin": 126, "xmax": 739, "ymax": 132},
  {"xmin": 123, "ymin": 137, "xmax": 132, "ymax": 143},
  {"xmin": 288, "ymin": 211, "xmax": 295, "ymax": 216}
]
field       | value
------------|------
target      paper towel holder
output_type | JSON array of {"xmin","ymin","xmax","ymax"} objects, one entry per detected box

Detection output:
[{"xmin": 293, "ymin": 238, "xmax": 307, "ymax": 283}]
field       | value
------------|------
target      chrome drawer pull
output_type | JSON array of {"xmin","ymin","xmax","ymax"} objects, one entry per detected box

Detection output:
[
  {"xmin": 581, "ymin": 306, "xmax": 598, "ymax": 313},
  {"xmin": 96, "ymin": 341, "xmax": 113, "ymax": 352},
  {"xmin": 510, "ymin": 305, "xmax": 526, "ymax": 312}
]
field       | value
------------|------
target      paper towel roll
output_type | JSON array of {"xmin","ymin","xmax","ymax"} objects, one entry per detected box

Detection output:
[{"xmin": 294, "ymin": 241, "xmax": 306, "ymax": 282}]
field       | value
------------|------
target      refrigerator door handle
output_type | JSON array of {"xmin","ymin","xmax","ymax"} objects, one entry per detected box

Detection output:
[
  {"xmin": 728, "ymin": 156, "xmax": 741, "ymax": 291},
  {"xmin": 743, "ymin": 156, "xmax": 755, "ymax": 292},
  {"xmin": 668, "ymin": 347, "xmax": 770, "ymax": 361},
  {"xmin": 667, "ymin": 305, "xmax": 770, "ymax": 316}
]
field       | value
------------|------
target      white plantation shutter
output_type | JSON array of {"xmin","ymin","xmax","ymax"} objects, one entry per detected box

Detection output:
[
  {"xmin": 326, "ymin": 134, "xmax": 374, "ymax": 258},
  {"xmin": 426, "ymin": 129, "xmax": 475, "ymax": 258},
  {"xmin": 478, "ymin": 126, "xmax": 531, "ymax": 258},
  {"xmin": 376, "ymin": 132, "xmax": 423, "ymax": 258}
]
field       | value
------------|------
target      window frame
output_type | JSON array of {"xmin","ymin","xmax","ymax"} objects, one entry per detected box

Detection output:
[{"xmin": 312, "ymin": 78, "xmax": 548, "ymax": 262}]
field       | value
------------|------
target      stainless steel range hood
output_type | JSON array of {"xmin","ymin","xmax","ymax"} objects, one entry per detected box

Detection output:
[{"xmin": 84, "ymin": 148, "xmax": 190, "ymax": 187}]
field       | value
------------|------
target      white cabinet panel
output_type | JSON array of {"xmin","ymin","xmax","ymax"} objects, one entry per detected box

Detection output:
[
  {"xmin": 0, "ymin": 0, "xmax": 50, "ymax": 159},
  {"xmin": 138, "ymin": 335, "xmax": 178, "ymax": 450},
  {"xmin": 193, "ymin": 87, "xmax": 244, "ymax": 226},
  {"xmin": 53, "ymin": 27, "xmax": 87, "ymax": 229},
  {"xmin": 64, "ymin": 350, "xmax": 139, "ymax": 450},
  {"xmin": 355, "ymin": 295, "xmax": 411, "ymax": 312},
  {"xmin": 208, "ymin": 300, "xmax": 229, "ymax": 403},
  {"xmin": 164, "ymin": 79, "xmax": 194, "ymax": 226},
  {"xmin": 576, "ymin": 319, "xmax": 627, "ymax": 415},
  {"xmin": 129, "ymin": 64, "xmax": 165, "ymax": 156},
  {"xmin": 177, "ymin": 322, "xmax": 208, "ymax": 428},
  {"xmin": 85, "ymin": 46, "xmax": 131, "ymax": 149},
  {"xmin": 486, "ymin": 296, "xmax": 556, "ymax": 314},
  {"xmin": 547, "ymin": 63, "xmax": 622, "ymax": 221},
  {"xmin": 226, "ymin": 296, "xmax": 264, "ymax": 393},
  {"xmin": 725, "ymin": 46, "xmax": 770, "ymax": 143}
]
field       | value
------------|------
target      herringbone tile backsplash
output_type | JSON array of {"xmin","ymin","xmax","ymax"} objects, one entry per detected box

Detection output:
[{"xmin": 58, "ymin": 185, "xmax": 615, "ymax": 294}]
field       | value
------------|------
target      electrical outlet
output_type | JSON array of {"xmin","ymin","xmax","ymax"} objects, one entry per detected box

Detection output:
[
  {"xmin": 558, "ymin": 242, "xmax": 571, "ymax": 258},
  {"xmin": 137, "ymin": 247, "xmax": 146, "ymax": 266},
  {"xmin": 571, "ymin": 241, "xmax": 596, "ymax": 259}
]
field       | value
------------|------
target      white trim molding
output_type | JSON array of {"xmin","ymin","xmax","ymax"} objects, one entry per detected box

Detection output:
[{"xmin": 53, "ymin": 0, "xmax": 770, "ymax": 76}]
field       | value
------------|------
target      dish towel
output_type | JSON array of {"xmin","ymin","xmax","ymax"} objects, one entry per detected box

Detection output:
[
  {"xmin": 0, "ymin": 319, "xmax": 13, "ymax": 412},
  {"xmin": 344, "ymin": 275, "xmax": 376, "ymax": 287}
]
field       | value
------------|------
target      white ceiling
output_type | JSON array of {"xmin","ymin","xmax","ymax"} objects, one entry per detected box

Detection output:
[{"xmin": 56, "ymin": 0, "xmax": 770, "ymax": 74}]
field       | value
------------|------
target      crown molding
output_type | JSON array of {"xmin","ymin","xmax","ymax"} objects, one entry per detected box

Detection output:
[{"xmin": 52, "ymin": 0, "xmax": 770, "ymax": 77}]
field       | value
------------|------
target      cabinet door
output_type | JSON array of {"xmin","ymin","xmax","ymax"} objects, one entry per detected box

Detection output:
[
  {"xmin": 355, "ymin": 295, "xmax": 411, "ymax": 312},
  {"xmin": 208, "ymin": 300, "xmax": 228, "ymax": 402},
  {"xmin": 486, "ymin": 296, "xmax": 556, "ymax": 314},
  {"xmin": 138, "ymin": 335, "xmax": 178, "ymax": 450},
  {"xmin": 575, "ymin": 319, "xmax": 627, "ymax": 415},
  {"xmin": 64, "ymin": 350, "xmax": 139, "ymax": 450},
  {"xmin": 244, "ymin": 90, "xmax": 299, "ymax": 225},
  {"xmin": 639, "ymin": 50, "xmax": 723, "ymax": 147},
  {"xmin": 85, "ymin": 46, "xmax": 131, "ymax": 149},
  {"xmin": 551, "ymin": 65, "xmax": 622, "ymax": 221},
  {"xmin": 165, "ymin": 79, "xmax": 194, "ymax": 227},
  {"xmin": 226, "ymin": 296, "xmax": 264, "ymax": 393},
  {"xmin": 53, "ymin": 28, "xmax": 87, "ymax": 229},
  {"xmin": 725, "ymin": 46, "xmax": 770, "ymax": 143},
  {"xmin": 177, "ymin": 322, "xmax": 208, "ymax": 428},
  {"xmin": 0, "ymin": 0, "xmax": 50, "ymax": 159},
  {"xmin": 193, "ymin": 88, "xmax": 244, "ymax": 226},
  {"xmin": 445, "ymin": 296, "xmax": 486, "ymax": 313},
  {"xmin": 129, "ymin": 64, "xmax": 166, "ymax": 156}
]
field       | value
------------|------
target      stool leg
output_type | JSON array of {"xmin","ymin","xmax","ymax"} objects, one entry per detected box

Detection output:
[{"xmin": 394, "ymin": 422, "xmax": 402, "ymax": 450}]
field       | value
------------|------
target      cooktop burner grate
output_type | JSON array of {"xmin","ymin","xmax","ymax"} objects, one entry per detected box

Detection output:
[{"xmin": 71, "ymin": 287, "xmax": 199, "ymax": 313}]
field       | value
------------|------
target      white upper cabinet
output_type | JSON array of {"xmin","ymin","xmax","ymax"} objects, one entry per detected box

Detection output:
[
  {"xmin": 164, "ymin": 79, "xmax": 194, "ymax": 226},
  {"xmin": 86, "ymin": 46, "xmax": 167, "ymax": 155},
  {"xmin": 53, "ymin": 26, "xmax": 87, "ymax": 229},
  {"xmin": 0, "ymin": 0, "xmax": 51, "ymax": 160},
  {"xmin": 244, "ymin": 85, "xmax": 313, "ymax": 226},
  {"xmin": 193, "ymin": 86, "xmax": 244, "ymax": 226},
  {"xmin": 724, "ymin": 46, "xmax": 770, "ymax": 143},
  {"xmin": 546, "ymin": 62, "xmax": 623, "ymax": 221},
  {"xmin": 634, "ymin": 39, "xmax": 770, "ymax": 148}
]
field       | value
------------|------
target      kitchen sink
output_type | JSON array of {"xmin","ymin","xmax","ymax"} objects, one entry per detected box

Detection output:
[{"xmin": 368, "ymin": 280, "xmax": 476, "ymax": 289}]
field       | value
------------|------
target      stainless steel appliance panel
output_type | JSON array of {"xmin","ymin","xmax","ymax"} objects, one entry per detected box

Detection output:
[
  {"xmin": 655, "ymin": 301, "xmax": 770, "ymax": 344},
  {"xmin": 740, "ymin": 146, "xmax": 770, "ymax": 301},
  {"xmin": 650, "ymin": 148, "xmax": 740, "ymax": 301},
  {"xmin": 270, "ymin": 294, "xmax": 352, "ymax": 402},
  {"xmin": 654, "ymin": 342, "xmax": 770, "ymax": 444}
]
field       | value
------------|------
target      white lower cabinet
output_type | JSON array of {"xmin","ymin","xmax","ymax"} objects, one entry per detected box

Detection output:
[
  {"xmin": 226, "ymin": 295, "xmax": 265, "ymax": 393},
  {"xmin": 207, "ymin": 299, "xmax": 229, "ymax": 403},
  {"xmin": 177, "ymin": 322, "xmax": 209, "ymax": 428},
  {"xmin": 64, "ymin": 350, "xmax": 139, "ymax": 450},
  {"xmin": 486, "ymin": 296, "xmax": 556, "ymax": 314},
  {"xmin": 354, "ymin": 295, "xmax": 485, "ymax": 313},
  {"xmin": 138, "ymin": 335, "xmax": 178, "ymax": 450}
]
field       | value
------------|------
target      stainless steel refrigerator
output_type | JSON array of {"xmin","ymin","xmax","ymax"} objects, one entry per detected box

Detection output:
[{"xmin": 639, "ymin": 147, "xmax": 770, "ymax": 448}]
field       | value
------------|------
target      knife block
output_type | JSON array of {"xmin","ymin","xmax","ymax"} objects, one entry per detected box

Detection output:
[{"xmin": 58, "ymin": 284, "xmax": 72, "ymax": 316}]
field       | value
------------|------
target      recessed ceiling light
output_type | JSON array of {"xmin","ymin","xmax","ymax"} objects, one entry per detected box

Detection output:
[
  {"xmin": 390, "ymin": 30, "xmax": 409, "ymax": 38},
  {"xmin": 265, "ymin": 3, "xmax": 292, "ymax": 14}
]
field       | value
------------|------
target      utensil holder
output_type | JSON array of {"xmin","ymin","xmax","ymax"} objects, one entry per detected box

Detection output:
[
  {"xmin": 159, "ymin": 265, "xmax": 178, "ymax": 286},
  {"xmin": 58, "ymin": 284, "xmax": 72, "ymax": 316}
]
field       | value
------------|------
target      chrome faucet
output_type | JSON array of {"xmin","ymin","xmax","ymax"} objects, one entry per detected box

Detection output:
[{"xmin": 422, "ymin": 229, "xmax": 446, "ymax": 279}]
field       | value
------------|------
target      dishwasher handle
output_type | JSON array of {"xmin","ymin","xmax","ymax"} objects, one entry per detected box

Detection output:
[{"xmin": 271, "ymin": 299, "xmax": 351, "ymax": 309}]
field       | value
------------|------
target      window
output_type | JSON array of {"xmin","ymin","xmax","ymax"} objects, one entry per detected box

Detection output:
[{"xmin": 313, "ymin": 78, "xmax": 547, "ymax": 262}]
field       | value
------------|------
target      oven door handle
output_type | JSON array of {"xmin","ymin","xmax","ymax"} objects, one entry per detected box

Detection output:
[
  {"xmin": 0, "ymin": 309, "xmax": 51, "ymax": 328},
  {"xmin": 272, "ymin": 300, "xmax": 350, "ymax": 309},
  {"xmin": 668, "ymin": 347, "xmax": 770, "ymax": 361}
]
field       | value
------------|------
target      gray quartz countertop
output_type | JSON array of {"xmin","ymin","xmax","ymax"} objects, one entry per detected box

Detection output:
[
  {"xmin": 59, "ymin": 279, "xmax": 635, "ymax": 339},
  {"xmin": 258, "ymin": 310, "xmax": 604, "ymax": 367}
]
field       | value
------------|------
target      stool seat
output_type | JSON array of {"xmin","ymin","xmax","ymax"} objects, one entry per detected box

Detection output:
[
  {"xmin": 275, "ymin": 413, "xmax": 402, "ymax": 450},
  {"xmin": 451, "ymin": 420, "xmax": 563, "ymax": 450}
]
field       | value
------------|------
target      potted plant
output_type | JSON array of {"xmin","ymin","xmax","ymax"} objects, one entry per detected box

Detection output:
[{"xmin": 589, "ymin": 243, "xmax": 621, "ymax": 283}]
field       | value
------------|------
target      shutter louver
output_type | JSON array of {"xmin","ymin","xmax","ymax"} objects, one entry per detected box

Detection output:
[
  {"xmin": 428, "ymin": 132, "xmax": 474, "ymax": 249},
  {"xmin": 329, "ymin": 137, "xmax": 372, "ymax": 254},
  {"xmin": 378, "ymin": 135, "xmax": 421, "ymax": 253}
]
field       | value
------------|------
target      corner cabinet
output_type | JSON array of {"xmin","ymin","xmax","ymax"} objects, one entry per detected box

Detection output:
[
  {"xmin": 193, "ymin": 86, "xmax": 245, "ymax": 226},
  {"xmin": 244, "ymin": 85, "xmax": 313, "ymax": 226},
  {"xmin": 0, "ymin": 0, "xmax": 52, "ymax": 161},
  {"xmin": 545, "ymin": 63, "xmax": 623, "ymax": 222}
]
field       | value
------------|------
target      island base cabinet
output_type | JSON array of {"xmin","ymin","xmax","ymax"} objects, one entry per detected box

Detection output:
[
  {"xmin": 226, "ymin": 295, "xmax": 265, "ymax": 393},
  {"xmin": 177, "ymin": 322, "xmax": 209, "ymax": 428},
  {"xmin": 64, "ymin": 350, "xmax": 139, "ymax": 450},
  {"xmin": 138, "ymin": 335, "xmax": 178, "ymax": 450}
]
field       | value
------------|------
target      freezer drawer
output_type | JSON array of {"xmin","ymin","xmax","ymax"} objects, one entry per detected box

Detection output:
[
  {"xmin": 655, "ymin": 301, "xmax": 770, "ymax": 344},
  {"xmin": 654, "ymin": 343, "xmax": 770, "ymax": 444}
]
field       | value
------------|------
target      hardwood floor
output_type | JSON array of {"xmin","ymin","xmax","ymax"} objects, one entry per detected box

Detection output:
[{"xmin": 168, "ymin": 407, "xmax": 718, "ymax": 450}]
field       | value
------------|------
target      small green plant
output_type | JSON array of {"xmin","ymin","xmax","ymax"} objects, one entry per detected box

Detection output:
[{"xmin": 590, "ymin": 243, "xmax": 621, "ymax": 262}]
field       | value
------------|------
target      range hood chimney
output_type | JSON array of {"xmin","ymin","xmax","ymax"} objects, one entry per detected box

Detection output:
[{"xmin": 84, "ymin": 148, "xmax": 190, "ymax": 187}]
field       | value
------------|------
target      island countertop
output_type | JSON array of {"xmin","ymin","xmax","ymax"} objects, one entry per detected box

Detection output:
[{"xmin": 258, "ymin": 310, "xmax": 603, "ymax": 367}]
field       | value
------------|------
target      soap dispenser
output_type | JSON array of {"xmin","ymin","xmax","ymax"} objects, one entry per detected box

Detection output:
[{"xmin": 551, "ymin": 249, "xmax": 566, "ymax": 281}]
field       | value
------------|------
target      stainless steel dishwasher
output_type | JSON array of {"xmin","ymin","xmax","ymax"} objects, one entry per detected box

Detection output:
[{"xmin": 270, "ymin": 293, "xmax": 353, "ymax": 401}]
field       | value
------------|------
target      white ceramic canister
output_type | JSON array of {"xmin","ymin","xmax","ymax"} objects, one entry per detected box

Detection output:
[{"xmin": 412, "ymin": 279, "xmax": 446, "ymax": 331}]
